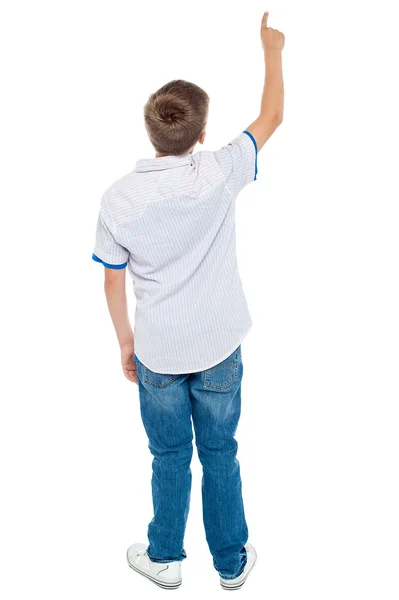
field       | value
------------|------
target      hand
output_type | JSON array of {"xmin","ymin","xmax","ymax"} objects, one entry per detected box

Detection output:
[
  {"xmin": 121, "ymin": 343, "xmax": 138, "ymax": 384},
  {"xmin": 261, "ymin": 11, "xmax": 285, "ymax": 51}
]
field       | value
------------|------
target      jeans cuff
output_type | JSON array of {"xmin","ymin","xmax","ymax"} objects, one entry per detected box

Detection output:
[
  {"xmin": 219, "ymin": 550, "xmax": 247, "ymax": 579},
  {"xmin": 146, "ymin": 546, "xmax": 187, "ymax": 563}
]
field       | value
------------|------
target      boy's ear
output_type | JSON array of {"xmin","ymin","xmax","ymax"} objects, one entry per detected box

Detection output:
[{"xmin": 199, "ymin": 131, "xmax": 206, "ymax": 144}]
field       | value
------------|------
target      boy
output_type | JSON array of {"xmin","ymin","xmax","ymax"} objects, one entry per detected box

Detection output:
[{"xmin": 92, "ymin": 11, "xmax": 284, "ymax": 591}]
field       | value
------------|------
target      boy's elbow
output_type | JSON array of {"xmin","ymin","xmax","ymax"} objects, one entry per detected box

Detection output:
[
  {"xmin": 259, "ymin": 110, "xmax": 283, "ymax": 133},
  {"xmin": 273, "ymin": 110, "xmax": 283, "ymax": 127}
]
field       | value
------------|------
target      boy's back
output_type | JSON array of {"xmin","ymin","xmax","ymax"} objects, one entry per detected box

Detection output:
[{"xmin": 93, "ymin": 130, "xmax": 258, "ymax": 373}]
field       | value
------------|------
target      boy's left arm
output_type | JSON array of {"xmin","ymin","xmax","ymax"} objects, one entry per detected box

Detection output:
[
  {"xmin": 103, "ymin": 267, "xmax": 138, "ymax": 384},
  {"xmin": 92, "ymin": 192, "xmax": 137, "ymax": 384}
]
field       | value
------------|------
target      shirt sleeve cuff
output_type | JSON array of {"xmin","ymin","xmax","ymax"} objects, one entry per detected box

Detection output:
[
  {"xmin": 242, "ymin": 130, "xmax": 258, "ymax": 181},
  {"xmin": 92, "ymin": 253, "xmax": 128, "ymax": 269}
]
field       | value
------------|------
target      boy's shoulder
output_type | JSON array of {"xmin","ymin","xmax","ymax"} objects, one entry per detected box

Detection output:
[
  {"xmin": 105, "ymin": 147, "xmax": 221, "ymax": 193},
  {"xmin": 192, "ymin": 146, "xmax": 221, "ymax": 169}
]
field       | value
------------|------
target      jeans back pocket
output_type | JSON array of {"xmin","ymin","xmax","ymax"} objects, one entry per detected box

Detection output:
[
  {"xmin": 204, "ymin": 346, "xmax": 240, "ymax": 391},
  {"xmin": 134, "ymin": 354, "xmax": 180, "ymax": 388},
  {"xmin": 139, "ymin": 364, "xmax": 180, "ymax": 389}
]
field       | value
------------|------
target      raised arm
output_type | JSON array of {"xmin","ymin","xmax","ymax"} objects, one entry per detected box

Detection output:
[{"xmin": 245, "ymin": 11, "xmax": 285, "ymax": 152}]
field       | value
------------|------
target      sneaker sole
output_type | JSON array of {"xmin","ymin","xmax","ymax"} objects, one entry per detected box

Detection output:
[
  {"xmin": 220, "ymin": 551, "xmax": 257, "ymax": 590},
  {"xmin": 127, "ymin": 555, "xmax": 182, "ymax": 590}
]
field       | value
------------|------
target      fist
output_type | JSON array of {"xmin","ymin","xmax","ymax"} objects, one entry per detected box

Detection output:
[{"xmin": 261, "ymin": 11, "xmax": 285, "ymax": 51}]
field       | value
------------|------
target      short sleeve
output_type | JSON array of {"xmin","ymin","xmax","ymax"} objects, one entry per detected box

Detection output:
[
  {"xmin": 213, "ymin": 130, "xmax": 258, "ymax": 195},
  {"xmin": 91, "ymin": 194, "xmax": 129, "ymax": 269}
]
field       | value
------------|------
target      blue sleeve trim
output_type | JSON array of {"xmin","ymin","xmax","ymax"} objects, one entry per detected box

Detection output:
[
  {"xmin": 92, "ymin": 253, "xmax": 128, "ymax": 269},
  {"xmin": 243, "ymin": 130, "xmax": 258, "ymax": 181}
]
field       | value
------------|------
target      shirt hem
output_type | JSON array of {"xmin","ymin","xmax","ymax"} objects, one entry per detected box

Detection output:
[{"xmin": 134, "ymin": 322, "xmax": 253, "ymax": 374}]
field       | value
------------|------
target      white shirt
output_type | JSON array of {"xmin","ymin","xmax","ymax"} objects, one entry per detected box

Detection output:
[{"xmin": 92, "ymin": 129, "xmax": 258, "ymax": 373}]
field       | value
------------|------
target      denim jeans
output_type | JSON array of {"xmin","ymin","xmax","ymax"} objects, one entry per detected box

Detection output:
[{"xmin": 133, "ymin": 344, "xmax": 248, "ymax": 580}]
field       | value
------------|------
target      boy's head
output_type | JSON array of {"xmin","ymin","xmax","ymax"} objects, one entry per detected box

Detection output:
[{"xmin": 144, "ymin": 79, "xmax": 209, "ymax": 157}]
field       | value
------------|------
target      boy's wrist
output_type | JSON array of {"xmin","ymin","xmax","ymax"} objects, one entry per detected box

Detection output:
[
  {"xmin": 119, "ymin": 332, "xmax": 134, "ymax": 349},
  {"xmin": 264, "ymin": 47, "xmax": 282, "ymax": 58}
]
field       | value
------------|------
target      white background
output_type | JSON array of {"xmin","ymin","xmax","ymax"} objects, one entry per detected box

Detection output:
[{"xmin": 1, "ymin": 1, "xmax": 398, "ymax": 598}]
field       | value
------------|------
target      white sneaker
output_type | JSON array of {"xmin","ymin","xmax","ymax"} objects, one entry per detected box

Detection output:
[
  {"xmin": 126, "ymin": 543, "xmax": 182, "ymax": 589},
  {"xmin": 219, "ymin": 543, "xmax": 257, "ymax": 590}
]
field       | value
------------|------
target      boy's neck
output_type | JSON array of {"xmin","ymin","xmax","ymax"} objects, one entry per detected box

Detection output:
[{"xmin": 155, "ymin": 149, "xmax": 193, "ymax": 158}]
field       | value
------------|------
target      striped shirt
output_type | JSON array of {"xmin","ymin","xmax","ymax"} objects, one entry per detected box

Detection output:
[{"xmin": 92, "ymin": 130, "xmax": 258, "ymax": 374}]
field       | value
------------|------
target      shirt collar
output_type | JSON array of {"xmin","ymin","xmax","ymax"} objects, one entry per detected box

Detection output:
[{"xmin": 134, "ymin": 154, "xmax": 194, "ymax": 172}]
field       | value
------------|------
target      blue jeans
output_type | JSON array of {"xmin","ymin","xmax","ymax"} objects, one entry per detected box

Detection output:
[{"xmin": 133, "ymin": 344, "xmax": 248, "ymax": 580}]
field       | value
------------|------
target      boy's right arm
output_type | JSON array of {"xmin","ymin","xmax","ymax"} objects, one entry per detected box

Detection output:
[
  {"xmin": 245, "ymin": 11, "xmax": 285, "ymax": 152},
  {"xmin": 212, "ymin": 13, "xmax": 284, "ymax": 194}
]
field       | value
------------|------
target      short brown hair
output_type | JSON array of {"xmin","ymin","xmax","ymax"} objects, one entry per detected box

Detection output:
[{"xmin": 143, "ymin": 79, "xmax": 210, "ymax": 156}]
